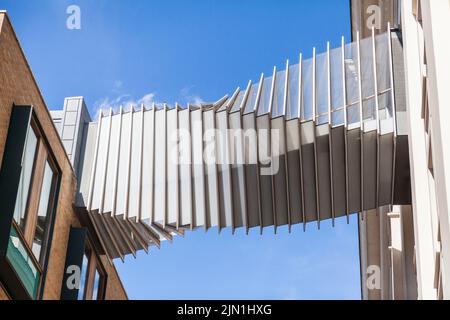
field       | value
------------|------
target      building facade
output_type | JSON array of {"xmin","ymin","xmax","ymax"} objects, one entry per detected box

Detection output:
[
  {"xmin": 1, "ymin": 0, "xmax": 450, "ymax": 301},
  {"xmin": 352, "ymin": 0, "xmax": 450, "ymax": 300},
  {"xmin": 0, "ymin": 11, "xmax": 127, "ymax": 300}
]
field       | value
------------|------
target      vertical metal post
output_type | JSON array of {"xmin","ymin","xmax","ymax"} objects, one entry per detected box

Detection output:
[
  {"xmin": 312, "ymin": 47, "xmax": 321, "ymax": 229},
  {"xmin": 283, "ymin": 59, "xmax": 290, "ymax": 117},
  {"xmin": 283, "ymin": 59, "xmax": 292, "ymax": 231},
  {"xmin": 239, "ymin": 80, "xmax": 253, "ymax": 114},
  {"xmin": 268, "ymin": 66, "xmax": 277, "ymax": 116},
  {"xmin": 327, "ymin": 41, "xmax": 335, "ymax": 226},
  {"xmin": 327, "ymin": 42, "xmax": 332, "ymax": 126},
  {"xmin": 253, "ymin": 74, "xmax": 264, "ymax": 114},
  {"xmin": 312, "ymin": 47, "xmax": 317, "ymax": 122},
  {"xmin": 357, "ymin": 30, "xmax": 365, "ymax": 214},
  {"xmin": 298, "ymin": 52, "xmax": 307, "ymax": 231},
  {"xmin": 372, "ymin": 27, "xmax": 381, "ymax": 208},
  {"xmin": 387, "ymin": 22, "xmax": 397, "ymax": 205},
  {"xmin": 342, "ymin": 36, "xmax": 350, "ymax": 223},
  {"xmin": 298, "ymin": 53, "xmax": 303, "ymax": 120}
]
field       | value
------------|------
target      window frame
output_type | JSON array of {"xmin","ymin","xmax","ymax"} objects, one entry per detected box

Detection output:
[
  {"xmin": 9, "ymin": 112, "xmax": 61, "ymax": 298},
  {"xmin": 78, "ymin": 239, "xmax": 107, "ymax": 300},
  {"xmin": 17, "ymin": 117, "xmax": 60, "ymax": 262}
]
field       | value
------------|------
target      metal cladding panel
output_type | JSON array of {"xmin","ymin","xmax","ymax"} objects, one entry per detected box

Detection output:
[
  {"xmin": 78, "ymin": 32, "xmax": 406, "ymax": 260},
  {"xmin": 257, "ymin": 114, "xmax": 274, "ymax": 228},
  {"xmin": 271, "ymin": 116, "xmax": 289, "ymax": 227},
  {"xmin": 287, "ymin": 64, "xmax": 300, "ymax": 120},
  {"xmin": 347, "ymin": 128, "xmax": 362, "ymax": 213},
  {"xmin": 77, "ymin": 123, "xmax": 97, "ymax": 207},
  {"xmin": 103, "ymin": 114, "xmax": 120, "ymax": 214},
  {"xmin": 229, "ymin": 112, "xmax": 247, "ymax": 229},
  {"xmin": 98, "ymin": 212, "xmax": 123, "ymax": 259},
  {"xmin": 378, "ymin": 132, "xmax": 394, "ymax": 206},
  {"xmin": 242, "ymin": 112, "xmax": 260, "ymax": 229},
  {"xmin": 229, "ymin": 112, "xmax": 250, "ymax": 230},
  {"xmin": 167, "ymin": 108, "xmax": 179, "ymax": 226},
  {"xmin": 179, "ymin": 109, "xmax": 192, "ymax": 227},
  {"xmin": 117, "ymin": 217, "xmax": 145, "ymax": 251},
  {"xmin": 331, "ymin": 126, "xmax": 347, "ymax": 218},
  {"xmin": 113, "ymin": 216, "xmax": 138, "ymax": 255},
  {"xmin": 91, "ymin": 116, "xmax": 110, "ymax": 212},
  {"xmin": 141, "ymin": 109, "xmax": 155, "ymax": 221},
  {"xmin": 89, "ymin": 212, "xmax": 120, "ymax": 259},
  {"xmin": 191, "ymin": 109, "xmax": 206, "ymax": 228},
  {"xmin": 363, "ymin": 127, "xmax": 378, "ymax": 210},
  {"xmin": 285, "ymin": 119, "xmax": 303, "ymax": 225},
  {"xmin": 131, "ymin": 220, "xmax": 153, "ymax": 248},
  {"xmin": 104, "ymin": 214, "xmax": 132, "ymax": 255},
  {"xmin": 203, "ymin": 109, "xmax": 220, "ymax": 229},
  {"xmin": 154, "ymin": 109, "xmax": 166, "ymax": 224},
  {"xmin": 315, "ymin": 124, "xmax": 332, "ymax": 221},
  {"xmin": 129, "ymin": 111, "xmax": 143, "ymax": 219},
  {"xmin": 216, "ymin": 111, "xmax": 234, "ymax": 229},
  {"xmin": 116, "ymin": 111, "xmax": 132, "ymax": 217},
  {"xmin": 300, "ymin": 121, "xmax": 317, "ymax": 222}
]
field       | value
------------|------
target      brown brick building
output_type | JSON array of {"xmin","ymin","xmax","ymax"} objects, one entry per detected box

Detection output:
[{"xmin": 0, "ymin": 11, "xmax": 127, "ymax": 300}]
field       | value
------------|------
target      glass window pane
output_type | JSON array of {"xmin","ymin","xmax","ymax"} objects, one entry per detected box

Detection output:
[
  {"xmin": 32, "ymin": 161, "xmax": 55, "ymax": 261},
  {"xmin": 376, "ymin": 33, "xmax": 393, "ymax": 119},
  {"xmin": 13, "ymin": 127, "xmax": 38, "ymax": 231},
  {"xmin": 92, "ymin": 269, "xmax": 101, "ymax": 300},
  {"xmin": 243, "ymin": 83, "xmax": 259, "ymax": 114},
  {"xmin": 7, "ymin": 225, "xmax": 41, "ymax": 299},
  {"xmin": 78, "ymin": 253, "xmax": 89, "ymax": 300},
  {"xmin": 301, "ymin": 58, "xmax": 314, "ymax": 121},
  {"xmin": 230, "ymin": 90, "xmax": 245, "ymax": 113},
  {"xmin": 345, "ymin": 42, "xmax": 361, "ymax": 125},
  {"xmin": 257, "ymin": 75, "xmax": 273, "ymax": 116},
  {"xmin": 330, "ymin": 47, "xmax": 345, "ymax": 126},
  {"xmin": 272, "ymin": 69, "xmax": 286, "ymax": 118},
  {"xmin": 316, "ymin": 52, "xmax": 329, "ymax": 124},
  {"xmin": 287, "ymin": 64, "xmax": 300, "ymax": 120},
  {"xmin": 360, "ymin": 36, "xmax": 376, "ymax": 121}
]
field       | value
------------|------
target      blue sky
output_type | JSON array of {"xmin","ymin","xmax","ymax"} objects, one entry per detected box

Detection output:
[{"xmin": 2, "ymin": 0, "xmax": 361, "ymax": 299}]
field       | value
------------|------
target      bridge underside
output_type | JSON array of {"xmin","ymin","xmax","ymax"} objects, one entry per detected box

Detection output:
[{"xmin": 77, "ymin": 30, "xmax": 410, "ymax": 260}]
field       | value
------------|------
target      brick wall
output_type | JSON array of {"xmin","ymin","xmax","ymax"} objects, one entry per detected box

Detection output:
[
  {"xmin": 0, "ymin": 12, "xmax": 127, "ymax": 300},
  {"xmin": 0, "ymin": 283, "xmax": 10, "ymax": 300}
]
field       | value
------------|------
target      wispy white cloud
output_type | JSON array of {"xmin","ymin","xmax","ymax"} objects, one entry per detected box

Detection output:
[
  {"xmin": 93, "ymin": 91, "xmax": 156, "ymax": 118},
  {"xmin": 93, "ymin": 82, "xmax": 205, "ymax": 119},
  {"xmin": 180, "ymin": 85, "xmax": 205, "ymax": 105}
]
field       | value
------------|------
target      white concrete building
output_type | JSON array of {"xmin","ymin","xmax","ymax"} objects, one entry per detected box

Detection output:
[{"xmin": 353, "ymin": 0, "xmax": 450, "ymax": 300}]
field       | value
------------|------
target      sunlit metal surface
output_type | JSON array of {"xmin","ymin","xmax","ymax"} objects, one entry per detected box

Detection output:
[{"xmin": 79, "ymin": 31, "xmax": 403, "ymax": 260}]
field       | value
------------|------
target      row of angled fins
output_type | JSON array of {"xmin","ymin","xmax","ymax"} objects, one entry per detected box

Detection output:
[
  {"xmin": 81, "ymin": 100, "xmax": 397, "ymax": 260},
  {"xmin": 79, "ymin": 34, "xmax": 399, "ymax": 261}
]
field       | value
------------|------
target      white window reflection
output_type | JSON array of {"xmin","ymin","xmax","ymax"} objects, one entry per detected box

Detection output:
[
  {"xmin": 78, "ymin": 253, "xmax": 89, "ymax": 300},
  {"xmin": 13, "ymin": 127, "xmax": 38, "ymax": 231},
  {"xmin": 92, "ymin": 269, "xmax": 101, "ymax": 300},
  {"xmin": 32, "ymin": 161, "xmax": 55, "ymax": 261}
]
